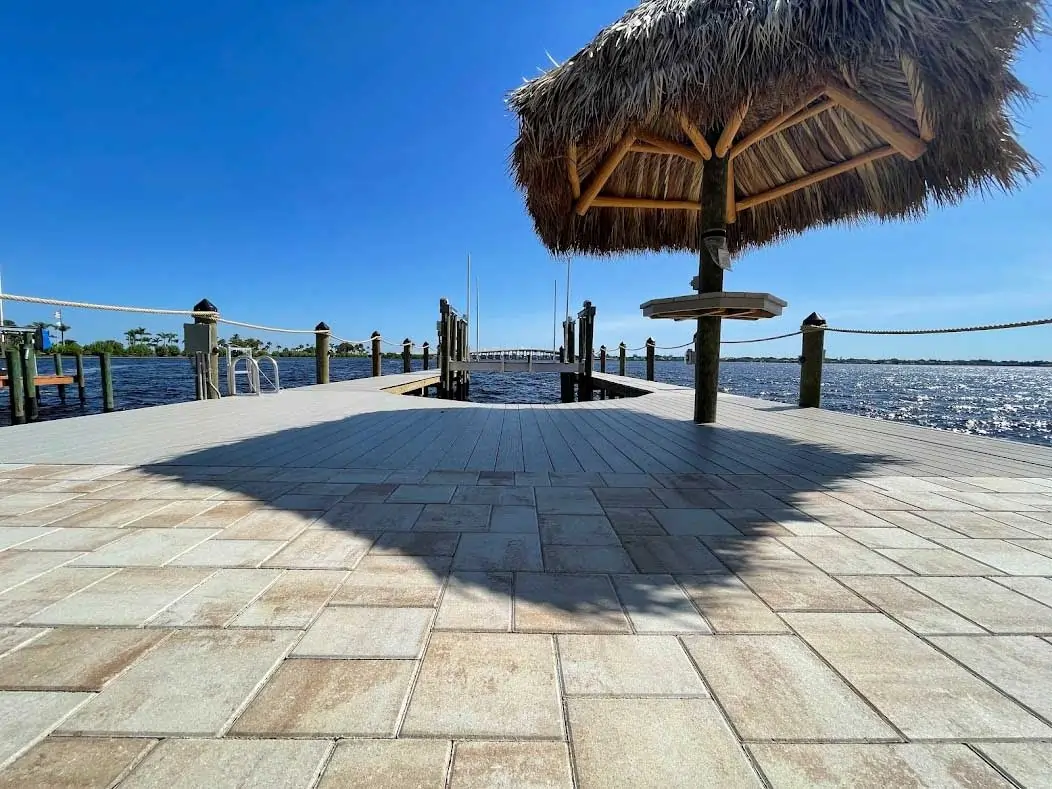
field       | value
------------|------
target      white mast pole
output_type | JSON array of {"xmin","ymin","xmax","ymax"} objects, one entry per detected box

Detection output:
[
  {"xmin": 475, "ymin": 277, "xmax": 480, "ymax": 352},
  {"xmin": 0, "ymin": 266, "xmax": 5, "ymax": 327},
  {"xmin": 466, "ymin": 254, "xmax": 471, "ymax": 358}
]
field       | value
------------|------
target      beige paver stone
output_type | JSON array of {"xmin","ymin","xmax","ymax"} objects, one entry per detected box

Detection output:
[
  {"xmin": 567, "ymin": 697, "xmax": 762, "ymax": 789},
  {"xmin": 0, "ymin": 627, "xmax": 167, "ymax": 691},
  {"xmin": 535, "ymin": 488, "xmax": 602, "ymax": 515},
  {"xmin": 331, "ymin": 555, "xmax": 448, "ymax": 606},
  {"xmin": 148, "ymin": 568, "xmax": 280, "ymax": 626},
  {"xmin": 388, "ymin": 484, "xmax": 456, "ymax": 504},
  {"xmin": 785, "ymin": 612, "xmax": 1052, "ymax": 738},
  {"xmin": 515, "ymin": 573, "xmax": 630, "ymax": 633},
  {"xmin": 1008, "ymin": 538, "xmax": 1052, "ymax": 559},
  {"xmin": 0, "ymin": 493, "xmax": 79, "ymax": 517},
  {"xmin": 611, "ymin": 574, "xmax": 710, "ymax": 633},
  {"xmin": 120, "ymin": 738, "xmax": 330, "ymax": 789},
  {"xmin": 652, "ymin": 509, "xmax": 741, "ymax": 536},
  {"xmin": 179, "ymin": 501, "xmax": 259, "ymax": 528},
  {"xmin": 604, "ymin": 507, "xmax": 665, "ymax": 535},
  {"xmin": 936, "ymin": 539, "xmax": 1052, "ymax": 575},
  {"xmin": 59, "ymin": 629, "xmax": 296, "ymax": 735},
  {"xmin": 15, "ymin": 527, "xmax": 126, "ymax": 552},
  {"xmin": 435, "ymin": 571, "xmax": 512, "ymax": 631},
  {"xmin": 683, "ymin": 634, "xmax": 895, "ymax": 739},
  {"xmin": 70, "ymin": 528, "xmax": 216, "ymax": 567},
  {"xmin": 838, "ymin": 576, "xmax": 984, "ymax": 634},
  {"xmin": 168, "ymin": 538, "xmax": 285, "ymax": 567},
  {"xmin": 454, "ymin": 533, "xmax": 543, "ymax": 571},
  {"xmin": 993, "ymin": 576, "xmax": 1052, "ymax": 607},
  {"xmin": 593, "ymin": 487, "xmax": 664, "ymax": 508},
  {"xmin": 425, "ymin": 470, "xmax": 479, "ymax": 485},
  {"xmin": 974, "ymin": 742, "xmax": 1052, "ymax": 789},
  {"xmin": 451, "ymin": 741, "xmax": 572, "ymax": 789},
  {"xmin": 778, "ymin": 536, "xmax": 907, "ymax": 575},
  {"xmin": 25, "ymin": 568, "xmax": 211, "ymax": 626},
  {"xmin": 835, "ymin": 527, "xmax": 935, "ymax": 549},
  {"xmin": 232, "ymin": 658, "xmax": 414, "ymax": 736},
  {"xmin": 622, "ymin": 536, "xmax": 726, "ymax": 573},
  {"xmin": 0, "ymin": 567, "xmax": 114, "ymax": 624},
  {"xmin": 294, "ymin": 606, "xmax": 432, "ymax": 658},
  {"xmin": 750, "ymin": 743, "xmax": 1012, "ymax": 789},
  {"xmin": 0, "ymin": 736, "xmax": 155, "ymax": 789},
  {"xmin": 653, "ymin": 488, "xmax": 723, "ymax": 509},
  {"xmin": 218, "ymin": 508, "xmax": 318, "ymax": 540},
  {"xmin": 542, "ymin": 545, "xmax": 635, "ymax": 573},
  {"xmin": 414, "ymin": 504, "xmax": 491, "ymax": 531},
  {"xmin": 325, "ymin": 502, "xmax": 423, "ymax": 531},
  {"xmin": 317, "ymin": 739, "xmax": 451, "ymax": 789},
  {"xmin": 490, "ymin": 506, "xmax": 538, "ymax": 533},
  {"xmin": 263, "ymin": 529, "xmax": 375, "ymax": 569},
  {"xmin": 231, "ymin": 569, "xmax": 346, "ymax": 628},
  {"xmin": 559, "ymin": 634, "xmax": 707, "ymax": 695},
  {"xmin": 0, "ymin": 691, "xmax": 92, "ymax": 767},
  {"xmin": 932, "ymin": 636, "xmax": 1052, "ymax": 720},
  {"xmin": 874, "ymin": 547, "xmax": 999, "ymax": 575},
  {"xmin": 452, "ymin": 485, "xmax": 536, "ymax": 506},
  {"xmin": 678, "ymin": 574, "xmax": 788, "ymax": 633},
  {"xmin": 402, "ymin": 632, "xmax": 562, "ymax": 737},
  {"xmin": 0, "ymin": 552, "xmax": 85, "ymax": 594},
  {"xmin": 4, "ymin": 499, "xmax": 108, "ymax": 528},
  {"xmin": 372, "ymin": 531, "xmax": 459, "ymax": 556},
  {"xmin": 121, "ymin": 501, "xmax": 221, "ymax": 528},
  {"xmin": 727, "ymin": 568, "xmax": 870, "ymax": 612},
  {"xmin": 49, "ymin": 500, "xmax": 174, "ymax": 528},
  {"xmin": 538, "ymin": 514, "xmax": 619, "ymax": 546},
  {"xmin": 912, "ymin": 511, "xmax": 1032, "ymax": 538},
  {"xmin": 903, "ymin": 576, "xmax": 1052, "ymax": 633},
  {"xmin": 0, "ymin": 527, "xmax": 57, "ymax": 550},
  {"xmin": 0, "ymin": 627, "xmax": 45, "ymax": 656}
]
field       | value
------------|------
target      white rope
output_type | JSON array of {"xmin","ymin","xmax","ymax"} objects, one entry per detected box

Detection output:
[
  {"xmin": 825, "ymin": 316, "xmax": 1052, "ymax": 336},
  {"xmin": 216, "ymin": 317, "xmax": 319, "ymax": 334},
  {"xmin": 653, "ymin": 341, "xmax": 693, "ymax": 350},
  {"xmin": 721, "ymin": 330, "xmax": 803, "ymax": 345},
  {"xmin": 0, "ymin": 292, "xmax": 212, "ymax": 316}
]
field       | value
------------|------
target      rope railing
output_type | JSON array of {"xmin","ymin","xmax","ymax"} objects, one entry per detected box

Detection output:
[
  {"xmin": 824, "ymin": 316, "xmax": 1052, "ymax": 335},
  {"xmin": 0, "ymin": 292, "xmax": 214, "ymax": 317}
]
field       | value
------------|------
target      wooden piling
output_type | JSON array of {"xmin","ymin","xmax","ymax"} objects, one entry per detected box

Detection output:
[
  {"xmin": 402, "ymin": 338, "xmax": 412, "ymax": 374},
  {"xmin": 619, "ymin": 342, "xmax": 626, "ymax": 376},
  {"xmin": 422, "ymin": 342, "xmax": 430, "ymax": 371},
  {"xmin": 799, "ymin": 312, "xmax": 828, "ymax": 408},
  {"xmin": 578, "ymin": 301, "xmax": 595, "ymax": 401},
  {"xmin": 439, "ymin": 299, "xmax": 451, "ymax": 399},
  {"xmin": 600, "ymin": 345, "xmax": 607, "ymax": 373},
  {"xmin": 315, "ymin": 322, "xmax": 331, "ymax": 385},
  {"xmin": 371, "ymin": 332, "xmax": 382, "ymax": 377},
  {"xmin": 646, "ymin": 338, "xmax": 656, "ymax": 381},
  {"xmin": 75, "ymin": 353, "xmax": 87, "ymax": 404},
  {"xmin": 23, "ymin": 345, "xmax": 39, "ymax": 422},
  {"xmin": 52, "ymin": 353, "xmax": 67, "ymax": 403},
  {"xmin": 193, "ymin": 299, "xmax": 220, "ymax": 400},
  {"xmin": 4, "ymin": 348, "xmax": 26, "ymax": 425},
  {"xmin": 560, "ymin": 319, "xmax": 577, "ymax": 404},
  {"xmin": 694, "ymin": 151, "xmax": 728, "ymax": 424},
  {"xmin": 98, "ymin": 352, "xmax": 115, "ymax": 413}
]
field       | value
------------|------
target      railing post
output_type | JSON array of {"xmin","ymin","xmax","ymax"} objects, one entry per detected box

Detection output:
[
  {"xmin": 619, "ymin": 342, "xmax": 626, "ymax": 376},
  {"xmin": 371, "ymin": 331, "xmax": 382, "ymax": 377},
  {"xmin": 799, "ymin": 312, "xmax": 828, "ymax": 408},
  {"xmin": 645, "ymin": 338, "xmax": 656, "ymax": 381},
  {"xmin": 599, "ymin": 345, "xmax": 607, "ymax": 373},
  {"xmin": 75, "ymin": 353, "xmax": 87, "ymax": 405},
  {"xmin": 97, "ymin": 352, "xmax": 115, "ymax": 413},
  {"xmin": 5, "ymin": 348, "xmax": 26, "ymax": 425},
  {"xmin": 23, "ymin": 344, "xmax": 39, "ymax": 422},
  {"xmin": 193, "ymin": 299, "xmax": 220, "ymax": 400},
  {"xmin": 422, "ymin": 341, "xmax": 430, "ymax": 371},
  {"xmin": 52, "ymin": 353, "xmax": 67, "ymax": 403},
  {"xmin": 402, "ymin": 338, "xmax": 412, "ymax": 374},
  {"xmin": 315, "ymin": 322, "xmax": 331, "ymax": 385}
]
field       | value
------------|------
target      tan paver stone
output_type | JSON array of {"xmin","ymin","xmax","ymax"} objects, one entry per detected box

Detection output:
[
  {"xmin": 0, "ymin": 568, "xmax": 114, "ymax": 624},
  {"xmin": 912, "ymin": 511, "xmax": 1033, "ymax": 539},
  {"xmin": 294, "ymin": 606, "xmax": 432, "ymax": 658},
  {"xmin": 338, "ymin": 483, "xmax": 397, "ymax": 502},
  {"xmin": 826, "ymin": 489, "xmax": 916, "ymax": 510},
  {"xmin": 15, "ymin": 527, "xmax": 126, "ymax": 552},
  {"xmin": 25, "ymin": 568, "xmax": 212, "ymax": 626},
  {"xmin": 271, "ymin": 492, "xmax": 343, "ymax": 510},
  {"xmin": 0, "ymin": 527, "xmax": 56, "ymax": 550},
  {"xmin": 604, "ymin": 507, "xmax": 665, "ymax": 535},
  {"xmin": 325, "ymin": 502, "xmax": 422, "ymax": 531},
  {"xmin": 435, "ymin": 571, "xmax": 512, "ymax": 631},
  {"xmin": 567, "ymin": 697, "xmax": 762, "ymax": 789},
  {"xmin": 611, "ymin": 574, "xmax": 710, "ymax": 633},
  {"xmin": 725, "ymin": 568, "xmax": 870, "ymax": 612},
  {"xmin": 0, "ymin": 552, "xmax": 84, "ymax": 594},
  {"xmin": 993, "ymin": 576, "xmax": 1052, "ymax": 607},
  {"xmin": 414, "ymin": 504, "xmax": 492, "ymax": 531},
  {"xmin": 932, "ymin": 636, "xmax": 1052, "ymax": 720},
  {"xmin": 452, "ymin": 485, "xmax": 536, "ymax": 506},
  {"xmin": 0, "ymin": 736, "xmax": 155, "ymax": 789},
  {"xmin": 0, "ymin": 627, "xmax": 45, "ymax": 656},
  {"xmin": 0, "ymin": 691, "xmax": 92, "ymax": 767},
  {"xmin": 593, "ymin": 487, "xmax": 664, "ymax": 508},
  {"xmin": 750, "ymin": 743, "xmax": 1012, "ymax": 789},
  {"xmin": 838, "ymin": 576, "xmax": 984, "ymax": 634},
  {"xmin": 490, "ymin": 506, "xmax": 539, "ymax": 533},
  {"xmin": 651, "ymin": 509, "xmax": 741, "ymax": 536},
  {"xmin": 168, "ymin": 538, "xmax": 285, "ymax": 567},
  {"xmin": 678, "ymin": 574, "xmax": 788, "ymax": 633},
  {"xmin": 388, "ymin": 484, "xmax": 457, "ymax": 504},
  {"xmin": 231, "ymin": 569, "xmax": 346, "ymax": 628},
  {"xmin": 515, "ymin": 573, "xmax": 630, "ymax": 633},
  {"xmin": 372, "ymin": 531, "xmax": 460, "ymax": 556},
  {"xmin": 454, "ymin": 533, "xmax": 543, "ymax": 571},
  {"xmin": 0, "ymin": 493, "xmax": 79, "ymax": 517},
  {"xmin": 936, "ymin": 539, "xmax": 1052, "ymax": 575},
  {"xmin": 875, "ymin": 547, "xmax": 1000, "ymax": 575},
  {"xmin": 835, "ymin": 527, "xmax": 935, "ymax": 549},
  {"xmin": 70, "ymin": 528, "xmax": 217, "ymax": 567},
  {"xmin": 1009, "ymin": 538, "xmax": 1052, "ymax": 559},
  {"xmin": 231, "ymin": 658, "xmax": 413, "ymax": 736},
  {"xmin": 785, "ymin": 612, "xmax": 1052, "ymax": 738},
  {"xmin": 218, "ymin": 509, "xmax": 318, "ymax": 540},
  {"xmin": 902, "ymin": 577, "xmax": 1052, "ymax": 633},
  {"xmin": 119, "ymin": 738, "xmax": 330, "ymax": 789},
  {"xmin": 332, "ymin": 555, "xmax": 448, "ymax": 606},
  {"xmin": 535, "ymin": 488, "xmax": 603, "ymax": 515},
  {"xmin": 58, "ymin": 629, "xmax": 296, "ymax": 736},
  {"xmin": 871, "ymin": 511, "xmax": 964, "ymax": 541},
  {"xmin": 424, "ymin": 470, "xmax": 479, "ymax": 485},
  {"xmin": 49, "ymin": 500, "xmax": 174, "ymax": 528},
  {"xmin": 3, "ymin": 498, "xmax": 107, "ymax": 527},
  {"xmin": 148, "ymin": 568, "xmax": 281, "ymax": 627},
  {"xmin": 778, "ymin": 536, "xmax": 907, "ymax": 575},
  {"xmin": 683, "ymin": 634, "xmax": 895, "ymax": 740},
  {"xmin": 451, "ymin": 741, "xmax": 572, "ymax": 789},
  {"xmin": 263, "ymin": 529, "xmax": 376, "ymax": 569},
  {"xmin": 402, "ymin": 632, "xmax": 562, "ymax": 737},
  {"xmin": 653, "ymin": 488, "xmax": 723, "ymax": 509},
  {"xmin": 548, "ymin": 472, "xmax": 604, "ymax": 487},
  {"xmin": 0, "ymin": 627, "xmax": 167, "ymax": 690},
  {"xmin": 974, "ymin": 742, "xmax": 1052, "ymax": 789},
  {"xmin": 623, "ymin": 536, "xmax": 726, "ymax": 574},
  {"xmin": 179, "ymin": 501, "xmax": 259, "ymax": 528},
  {"xmin": 559, "ymin": 635, "xmax": 707, "ymax": 695},
  {"xmin": 543, "ymin": 545, "xmax": 635, "ymax": 573},
  {"xmin": 539, "ymin": 514, "xmax": 619, "ymax": 546},
  {"xmin": 121, "ymin": 501, "xmax": 221, "ymax": 528},
  {"xmin": 317, "ymin": 739, "xmax": 451, "ymax": 789}
]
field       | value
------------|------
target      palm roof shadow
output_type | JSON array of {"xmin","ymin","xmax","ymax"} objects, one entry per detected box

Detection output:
[{"xmin": 146, "ymin": 403, "xmax": 901, "ymax": 616}]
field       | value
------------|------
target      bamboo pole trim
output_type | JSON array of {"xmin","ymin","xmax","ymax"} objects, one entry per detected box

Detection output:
[
  {"xmin": 591, "ymin": 196, "xmax": 700, "ymax": 210},
  {"xmin": 901, "ymin": 56, "xmax": 934, "ymax": 142},
  {"xmin": 678, "ymin": 114, "xmax": 713, "ymax": 160},
  {"xmin": 823, "ymin": 80, "xmax": 927, "ymax": 160},
  {"xmin": 574, "ymin": 130, "xmax": 637, "ymax": 215},
  {"xmin": 630, "ymin": 143, "xmax": 676, "ymax": 156},
  {"xmin": 725, "ymin": 158, "xmax": 737, "ymax": 224},
  {"xmin": 567, "ymin": 143, "xmax": 581, "ymax": 199},
  {"xmin": 714, "ymin": 101, "xmax": 750, "ymax": 157},
  {"xmin": 730, "ymin": 88, "xmax": 826, "ymax": 158},
  {"xmin": 737, "ymin": 145, "xmax": 897, "ymax": 211},
  {"xmin": 773, "ymin": 98, "xmax": 837, "ymax": 136},
  {"xmin": 634, "ymin": 132, "xmax": 703, "ymax": 163}
]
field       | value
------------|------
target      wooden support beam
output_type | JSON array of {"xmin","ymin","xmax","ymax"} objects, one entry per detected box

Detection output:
[
  {"xmin": 678, "ymin": 114, "xmax": 713, "ymax": 160},
  {"xmin": 630, "ymin": 143, "xmax": 673, "ymax": 156},
  {"xmin": 591, "ymin": 196, "xmax": 700, "ymax": 211},
  {"xmin": 737, "ymin": 145, "xmax": 896, "ymax": 211},
  {"xmin": 714, "ymin": 101, "xmax": 749, "ymax": 157},
  {"xmin": 901, "ymin": 57, "xmax": 934, "ymax": 142},
  {"xmin": 726, "ymin": 157, "xmax": 737, "ymax": 224},
  {"xmin": 575, "ymin": 131, "xmax": 637, "ymax": 215},
  {"xmin": 634, "ymin": 132, "xmax": 703, "ymax": 163},
  {"xmin": 774, "ymin": 98, "xmax": 836, "ymax": 135},
  {"xmin": 730, "ymin": 88, "xmax": 825, "ymax": 158},
  {"xmin": 823, "ymin": 80, "xmax": 927, "ymax": 160},
  {"xmin": 567, "ymin": 143, "xmax": 581, "ymax": 199}
]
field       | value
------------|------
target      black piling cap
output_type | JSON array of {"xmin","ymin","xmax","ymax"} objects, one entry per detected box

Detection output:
[
  {"xmin": 315, "ymin": 322, "xmax": 330, "ymax": 331},
  {"xmin": 194, "ymin": 298, "xmax": 218, "ymax": 313},
  {"xmin": 802, "ymin": 312, "xmax": 827, "ymax": 327}
]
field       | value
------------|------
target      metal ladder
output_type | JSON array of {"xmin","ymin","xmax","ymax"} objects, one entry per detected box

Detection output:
[{"xmin": 225, "ymin": 347, "xmax": 280, "ymax": 396}]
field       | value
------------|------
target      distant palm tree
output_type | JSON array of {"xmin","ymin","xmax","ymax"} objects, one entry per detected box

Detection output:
[{"xmin": 55, "ymin": 321, "xmax": 71, "ymax": 343}]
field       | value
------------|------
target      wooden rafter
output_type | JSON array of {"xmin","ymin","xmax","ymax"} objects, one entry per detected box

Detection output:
[
  {"xmin": 715, "ymin": 101, "xmax": 750, "ymax": 158},
  {"xmin": 823, "ymin": 81, "xmax": 927, "ymax": 160},
  {"xmin": 901, "ymin": 56, "xmax": 934, "ymax": 142},
  {"xmin": 730, "ymin": 88, "xmax": 826, "ymax": 159},
  {"xmin": 630, "ymin": 143, "xmax": 673, "ymax": 156},
  {"xmin": 726, "ymin": 157, "xmax": 737, "ymax": 224},
  {"xmin": 567, "ymin": 143, "xmax": 581, "ymax": 200},
  {"xmin": 634, "ymin": 132, "xmax": 703, "ymax": 163},
  {"xmin": 774, "ymin": 98, "xmax": 836, "ymax": 136},
  {"xmin": 574, "ymin": 131, "xmax": 638, "ymax": 215},
  {"xmin": 678, "ymin": 114, "xmax": 713, "ymax": 160},
  {"xmin": 591, "ymin": 196, "xmax": 700, "ymax": 211},
  {"xmin": 737, "ymin": 145, "xmax": 897, "ymax": 211}
]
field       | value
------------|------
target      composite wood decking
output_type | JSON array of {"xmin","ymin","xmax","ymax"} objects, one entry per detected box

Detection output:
[{"xmin": 1, "ymin": 374, "xmax": 1051, "ymax": 787}]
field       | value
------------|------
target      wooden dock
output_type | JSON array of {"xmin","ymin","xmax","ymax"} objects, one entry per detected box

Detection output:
[{"xmin": 2, "ymin": 374, "xmax": 1052, "ymax": 787}]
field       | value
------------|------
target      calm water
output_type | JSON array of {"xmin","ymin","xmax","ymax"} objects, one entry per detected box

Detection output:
[{"xmin": 4, "ymin": 356, "xmax": 1050, "ymax": 447}]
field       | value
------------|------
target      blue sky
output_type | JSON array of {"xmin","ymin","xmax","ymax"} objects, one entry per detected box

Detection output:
[{"xmin": 0, "ymin": 1, "xmax": 1049, "ymax": 360}]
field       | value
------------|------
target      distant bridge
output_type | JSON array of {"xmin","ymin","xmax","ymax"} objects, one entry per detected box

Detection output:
[{"xmin": 449, "ymin": 348, "xmax": 575, "ymax": 373}]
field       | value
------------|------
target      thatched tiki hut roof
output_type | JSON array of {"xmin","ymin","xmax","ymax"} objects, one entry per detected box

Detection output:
[{"xmin": 508, "ymin": 0, "xmax": 1039, "ymax": 257}]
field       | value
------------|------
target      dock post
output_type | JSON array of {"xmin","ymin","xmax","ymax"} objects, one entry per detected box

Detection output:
[
  {"xmin": 439, "ymin": 299, "xmax": 451, "ymax": 398},
  {"xmin": 98, "ymin": 352, "xmax": 115, "ymax": 413},
  {"xmin": 619, "ymin": 342, "xmax": 626, "ymax": 376},
  {"xmin": 561, "ymin": 318, "xmax": 577, "ymax": 403},
  {"xmin": 694, "ymin": 151, "xmax": 728, "ymax": 424},
  {"xmin": 371, "ymin": 332, "xmax": 382, "ymax": 377},
  {"xmin": 578, "ymin": 301, "xmax": 595, "ymax": 402},
  {"xmin": 402, "ymin": 338, "xmax": 412, "ymax": 374},
  {"xmin": 75, "ymin": 353, "xmax": 87, "ymax": 405},
  {"xmin": 315, "ymin": 323, "xmax": 331, "ymax": 384},
  {"xmin": 645, "ymin": 338, "xmax": 655, "ymax": 381},
  {"xmin": 23, "ymin": 345, "xmax": 39, "ymax": 422},
  {"xmin": 193, "ymin": 299, "xmax": 220, "ymax": 399},
  {"xmin": 799, "ymin": 312, "xmax": 828, "ymax": 408},
  {"xmin": 459, "ymin": 320, "xmax": 469, "ymax": 401},
  {"xmin": 422, "ymin": 342, "xmax": 430, "ymax": 371},
  {"xmin": 599, "ymin": 345, "xmax": 607, "ymax": 373},
  {"xmin": 52, "ymin": 353, "xmax": 67, "ymax": 403},
  {"xmin": 4, "ymin": 348, "xmax": 26, "ymax": 425}
]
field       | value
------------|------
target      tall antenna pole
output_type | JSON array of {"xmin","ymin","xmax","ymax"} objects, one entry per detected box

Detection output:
[
  {"xmin": 475, "ymin": 277, "xmax": 480, "ymax": 351},
  {"xmin": 0, "ymin": 266, "xmax": 5, "ymax": 327},
  {"xmin": 465, "ymin": 254, "xmax": 471, "ymax": 357}
]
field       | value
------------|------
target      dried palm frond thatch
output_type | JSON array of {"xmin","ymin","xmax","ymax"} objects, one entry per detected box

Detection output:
[{"xmin": 508, "ymin": 0, "xmax": 1041, "ymax": 256}]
